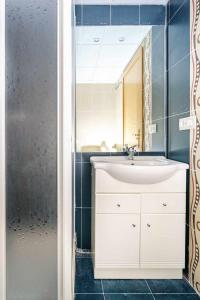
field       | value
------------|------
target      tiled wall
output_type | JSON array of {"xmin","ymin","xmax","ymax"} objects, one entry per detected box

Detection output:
[
  {"xmin": 75, "ymin": 5, "xmax": 165, "ymax": 26},
  {"xmin": 189, "ymin": 0, "xmax": 200, "ymax": 294},
  {"xmin": 167, "ymin": 0, "xmax": 190, "ymax": 164},
  {"xmin": 75, "ymin": 4, "xmax": 167, "ymax": 250},
  {"xmin": 167, "ymin": 0, "xmax": 190, "ymax": 275}
]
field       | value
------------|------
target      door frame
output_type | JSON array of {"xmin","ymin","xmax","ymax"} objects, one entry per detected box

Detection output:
[
  {"xmin": 58, "ymin": 0, "xmax": 74, "ymax": 299},
  {"xmin": 0, "ymin": 0, "xmax": 6, "ymax": 299}
]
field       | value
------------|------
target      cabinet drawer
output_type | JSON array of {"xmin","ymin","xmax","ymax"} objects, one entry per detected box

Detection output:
[
  {"xmin": 141, "ymin": 194, "xmax": 186, "ymax": 214},
  {"xmin": 96, "ymin": 194, "xmax": 140, "ymax": 214}
]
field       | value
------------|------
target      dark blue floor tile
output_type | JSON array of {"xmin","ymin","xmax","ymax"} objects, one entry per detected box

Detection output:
[
  {"xmin": 102, "ymin": 280, "xmax": 149, "ymax": 293},
  {"xmin": 105, "ymin": 294, "xmax": 154, "ymax": 300},
  {"xmin": 75, "ymin": 257, "xmax": 102, "ymax": 293},
  {"xmin": 154, "ymin": 295, "xmax": 200, "ymax": 300},
  {"xmin": 147, "ymin": 279, "xmax": 195, "ymax": 294},
  {"xmin": 76, "ymin": 294, "xmax": 104, "ymax": 300}
]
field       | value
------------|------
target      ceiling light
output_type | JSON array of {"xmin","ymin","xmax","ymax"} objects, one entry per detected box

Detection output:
[
  {"xmin": 118, "ymin": 37, "xmax": 125, "ymax": 42},
  {"xmin": 93, "ymin": 37, "xmax": 100, "ymax": 43}
]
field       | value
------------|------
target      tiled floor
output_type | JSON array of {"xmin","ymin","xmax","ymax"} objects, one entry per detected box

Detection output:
[{"xmin": 75, "ymin": 254, "xmax": 200, "ymax": 300}]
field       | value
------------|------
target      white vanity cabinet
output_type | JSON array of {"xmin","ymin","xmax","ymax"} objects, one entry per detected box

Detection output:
[
  {"xmin": 91, "ymin": 165, "xmax": 187, "ymax": 279},
  {"xmin": 95, "ymin": 194, "xmax": 141, "ymax": 269}
]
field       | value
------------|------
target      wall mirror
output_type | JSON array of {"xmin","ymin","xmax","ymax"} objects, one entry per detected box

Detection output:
[{"xmin": 76, "ymin": 25, "xmax": 166, "ymax": 152}]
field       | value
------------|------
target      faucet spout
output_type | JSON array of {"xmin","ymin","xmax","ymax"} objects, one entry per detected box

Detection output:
[{"xmin": 124, "ymin": 145, "xmax": 138, "ymax": 160}]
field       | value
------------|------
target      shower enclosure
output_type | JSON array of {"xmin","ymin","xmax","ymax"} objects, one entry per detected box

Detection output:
[{"xmin": 0, "ymin": 0, "xmax": 74, "ymax": 299}]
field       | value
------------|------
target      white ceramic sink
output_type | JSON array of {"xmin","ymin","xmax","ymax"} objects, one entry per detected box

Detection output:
[{"xmin": 90, "ymin": 156, "xmax": 189, "ymax": 184}]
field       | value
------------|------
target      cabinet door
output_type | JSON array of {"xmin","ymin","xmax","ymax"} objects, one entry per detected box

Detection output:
[
  {"xmin": 96, "ymin": 214, "xmax": 140, "ymax": 268},
  {"xmin": 141, "ymin": 214, "xmax": 185, "ymax": 269}
]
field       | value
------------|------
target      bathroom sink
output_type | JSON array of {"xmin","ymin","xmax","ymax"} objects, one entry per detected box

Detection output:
[{"xmin": 90, "ymin": 156, "xmax": 189, "ymax": 184}]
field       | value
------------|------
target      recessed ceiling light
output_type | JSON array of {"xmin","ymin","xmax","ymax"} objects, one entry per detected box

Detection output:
[
  {"xmin": 93, "ymin": 37, "xmax": 100, "ymax": 43},
  {"xmin": 118, "ymin": 37, "xmax": 125, "ymax": 42}
]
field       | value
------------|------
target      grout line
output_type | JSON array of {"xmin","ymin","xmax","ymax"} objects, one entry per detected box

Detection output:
[
  {"xmin": 145, "ymin": 280, "xmax": 155, "ymax": 300},
  {"xmin": 76, "ymin": 207, "xmax": 91, "ymax": 209},
  {"xmin": 139, "ymin": 4, "xmax": 141, "ymax": 25},
  {"xmin": 101, "ymin": 280, "xmax": 106, "ymax": 300},
  {"xmin": 167, "ymin": 49, "xmax": 192, "ymax": 73}
]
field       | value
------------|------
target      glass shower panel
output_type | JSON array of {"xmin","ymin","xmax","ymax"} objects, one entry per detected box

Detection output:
[{"xmin": 6, "ymin": 0, "xmax": 57, "ymax": 299}]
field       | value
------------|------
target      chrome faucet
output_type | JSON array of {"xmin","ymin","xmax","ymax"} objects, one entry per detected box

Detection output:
[{"xmin": 124, "ymin": 145, "xmax": 138, "ymax": 160}]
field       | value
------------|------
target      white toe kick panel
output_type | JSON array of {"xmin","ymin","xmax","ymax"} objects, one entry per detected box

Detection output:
[{"xmin": 91, "ymin": 167, "xmax": 187, "ymax": 279}]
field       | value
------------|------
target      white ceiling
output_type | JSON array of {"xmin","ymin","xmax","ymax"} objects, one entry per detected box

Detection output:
[
  {"xmin": 75, "ymin": 0, "xmax": 169, "ymax": 5},
  {"xmin": 76, "ymin": 26, "xmax": 151, "ymax": 84}
]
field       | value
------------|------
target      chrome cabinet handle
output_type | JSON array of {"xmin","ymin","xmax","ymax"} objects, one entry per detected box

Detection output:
[
  {"xmin": 147, "ymin": 224, "xmax": 151, "ymax": 227},
  {"xmin": 162, "ymin": 203, "xmax": 167, "ymax": 207},
  {"xmin": 117, "ymin": 204, "xmax": 120, "ymax": 207}
]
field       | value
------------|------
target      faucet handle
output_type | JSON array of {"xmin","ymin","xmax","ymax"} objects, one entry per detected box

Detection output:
[{"xmin": 128, "ymin": 145, "xmax": 138, "ymax": 152}]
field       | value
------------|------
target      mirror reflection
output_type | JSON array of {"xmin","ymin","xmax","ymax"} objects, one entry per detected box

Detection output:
[{"xmin": 76, "ymin": 25, "xmax": 166, "ymax": 152}]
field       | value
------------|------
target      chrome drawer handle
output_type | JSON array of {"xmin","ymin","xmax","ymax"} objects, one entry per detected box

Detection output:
[
  {"xmin": 147, "ymin": 224, "xmax": 151, "ymax": 228},
  {"xmin": 162, "ymin": 203, "xmax": 167, "ymax": 207},
  {"xmin": 117, "ymin": 204, "xmax": 121, "ymax": 207},
  {"xmin": 132, "ymin": 224, "xmax": 136, "ymax": 228}
]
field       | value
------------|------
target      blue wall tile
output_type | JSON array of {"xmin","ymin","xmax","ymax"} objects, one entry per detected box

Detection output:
[
  {"xmin": 140, "ymin": 5, "xmax": 165, "ymax": 25},
  {"xmin": 111, "ymin": 5, "xmax": 139, "ymax": 25},
  {"xmin": 82, "ymin": 163, "xmax": 91, "ymax": 208},
  {"xmin": 82, "ymin": 152, "xmax": 110, "ymax": 163},
  {"xmin": 168, "ymin": 113, "xmax": 190, "ymax": 163},
  {"xmin": 82, "ymin": 208, "xmax": 91, "ymax": 250},
  {"xmin": 75, "ymin": 208, "xmax": 82, "ymax": 249},
  {"xmin": 168, "ymin": 0, "xmax": 189, "ymax": 69},
  {"xmin": 77, "ymin": 5, "xmax": 166, "ymax": 26},
  {"xmin": 167, "ymin": 0, "xmax": 190, "ymax": 167},
  {"xmin": 76, "ymin": 152, "xmax": 82, "ymax": 162},
  {"xmin": 83, "ymin": 5, "xmax": 110, "ymax": 26},
  {"xmin": 152, "ymin": 25, "xmax": 165, "ymax": 44},
  {"xmin": 168, "ymin": 0, "xmax": 188, "ymax": 22},
  {"xmin": 75, "ymin": 163, "xmax": 82, "ymax": 207},
  {"xmin": 151, "ymin": 119, "xmax": 165, "ymax": 152},
  {"xmin": 168, "ymin": 56, "xmax": 190, "ymax": 116},
  {"xmin": 75, "ymin": 5, "xmax": 82, "ymax": 26}
]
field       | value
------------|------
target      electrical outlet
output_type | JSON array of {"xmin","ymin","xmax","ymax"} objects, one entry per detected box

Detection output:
[
  {"xmin": 179, "ymin": 116, "xmax": 196, "ymax": 131},
  {"xmin": 149, "ymin": 124, "xmax": 157, "ymax": 134}
]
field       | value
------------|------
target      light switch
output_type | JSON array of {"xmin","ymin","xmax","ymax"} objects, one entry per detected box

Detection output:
[
  {"xmin": 179, "ymin": 116, "xmax": 196, "ymax": 131},
  {"xmin": 149, "ymin": 124, "xmax": 157, "ymax": 134}
]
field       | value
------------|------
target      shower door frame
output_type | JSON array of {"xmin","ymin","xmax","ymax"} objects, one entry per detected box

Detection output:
[
  {"xmin": 0, "ymin": 0, "xmax": 5, "ymax": 299},
  {"xmin": 0, "ymin": 0, "xmax": 6, "ymax": 299},
  {"xmin": 58, "ymin": 0, "xmax": 74, "ymax": 300}
]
